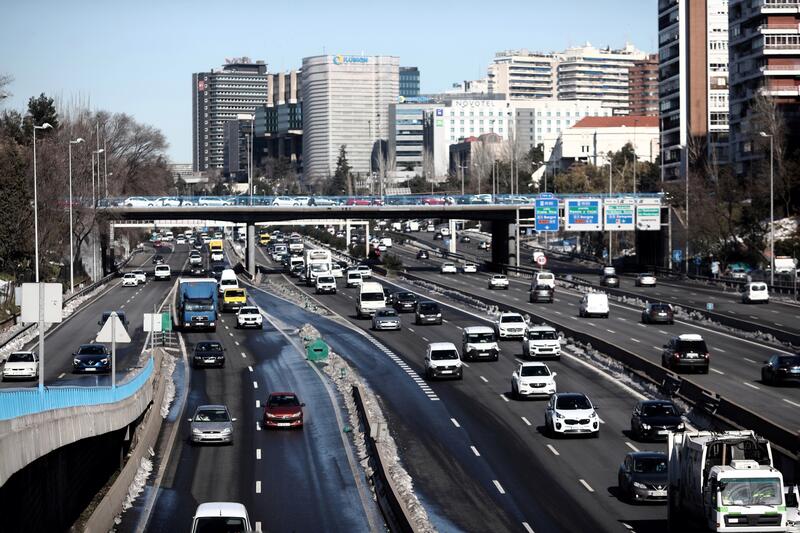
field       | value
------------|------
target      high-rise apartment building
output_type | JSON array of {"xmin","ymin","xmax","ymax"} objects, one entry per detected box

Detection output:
[
  {"xmin": 488, "ymin": 50, "xmax": 558, "ymax": 99},
  {"xmin": 629, "ymin": 54, "xmax": 660, "ymax": 116},
  {"xmin": 729, "ymin": 0, "xmax": 800, "ymax": 175},
  {"xmin": 192, "ymin": 59, "xmax": 269, "ymax": 172},
  {"xmin": 254, "ymin": 70, "xmax": 303, "ymax": 168},
  {"xmin": 658, "ymin": 0, "xmax": 729, "ymax": 181},
  {"xmin": 400, "ymin": 67, "xmax": 420, "ymax": 98},
  {"xmin": 301, "ymin": 54, "xmax": 399, "ymax": 183}
]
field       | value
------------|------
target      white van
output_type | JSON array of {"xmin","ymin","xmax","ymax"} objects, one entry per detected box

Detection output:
[
  {"xmin": 356, "ymin": 281, "xmax": 386, "ymax": 318},
  {"xmin": 532, "ymin": 271, "xmax": 556, "ymax": 290},
  {"xmin": 154, "ymin": 264, "xmax": 171, "ymax": 281},
  {"xmin": 191, "ymin": 502, "xmax": 250, "ymax": 533},
  {"xmin": 741, "ymin": 282, "xmax": 769, "ymax": 304},
  {"xmin": 218, "ymin": 268, "xmax": 239, "ymax": 295},
  {"xmin": 579, "ymin": 293, "xmax": 609, "ymax": 318}
]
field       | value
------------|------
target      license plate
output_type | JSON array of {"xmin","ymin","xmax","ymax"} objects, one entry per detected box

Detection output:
[
  {"xmin": 658, "ymin": 430, "xmax": 669, "ymax": 435},
  {"xmin": 651, "ymin": 490, "xmax": 667, "ymax": 497},
  {"xmin": 792, "ymin": 368, "xmax": 800, "ymax": 374},
  {"xmin": 478, "ymin": 352, "xmax": 488, "ymax": 357},
  {"xmin": 205, "ymin": 358, "xmax": 216, "ymax": 363},
  {"xmin": 440, "ymin": 370, "xmax": 452, "ymax": 374},
  {"xmin": 85, "ymin": 367, "xmax": 96, "ymax": 372},
  {"xmin": 278, "ymin": 423, "xmax": 291, "ymax": 427},
  {"xmin": 687, "ymin": 354, "xmax": 698, "ymax": 359}
]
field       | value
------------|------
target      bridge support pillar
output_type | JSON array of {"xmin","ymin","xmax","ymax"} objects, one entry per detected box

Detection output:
[
  {"xmin": 247, "ymin": 224, "xmax": 256, "ymax": 278},
  {"xmin": 365, "ymin": 222, "xmax": 370, "ymax": 259},
  {"xmin": 345, "ymin": 221, "xmax": 351, "ymax": 252},
  {"xmin": 489, "ymin": 221, "xmax": 510, "ymax": 272},
  {"xmin": 448, "ymin": 219, "xmax": 456, "ymax": 254}
]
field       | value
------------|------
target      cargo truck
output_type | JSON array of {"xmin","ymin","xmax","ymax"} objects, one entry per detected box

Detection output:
[
  {"xmin": 174, "ymin": 278, "xmax": 218, "ymax": 331},
  {"xmin": 305, "ymin": 249, "xmax": 332, "ymax": 284},
  {"xmin": 668, "ymin": 430, "xmax": 787, "ymax": 532}
]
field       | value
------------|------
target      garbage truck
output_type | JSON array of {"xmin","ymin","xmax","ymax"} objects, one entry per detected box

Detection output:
[{"xmin": 668, "ymin": 430, "xmax": 787, "ymax": 532}]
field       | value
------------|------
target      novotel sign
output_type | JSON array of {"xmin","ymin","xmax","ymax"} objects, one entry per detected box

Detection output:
[{"xmin": 333, "ymin": 55, "xmax": 370, "ymax": 65}]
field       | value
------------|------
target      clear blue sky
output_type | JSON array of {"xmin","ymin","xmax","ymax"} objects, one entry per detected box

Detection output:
[{"xmin": 1, "ymin": 0, "xmax": 656, "ymax": 163}]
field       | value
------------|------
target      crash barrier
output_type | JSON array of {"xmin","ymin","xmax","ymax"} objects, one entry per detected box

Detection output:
[
  {"xmin": 398, "ymin": 270, "xmax": 800, "ymax": 477},
  {"xmin": 0, "ymin": 357, "xmax": 154, "ymax": 421},
  {"xmin": 352, "ymin": 384, "xmax": 416, "ymax": 533},
  {"xmin": 649, "ymin": 265, "xmax": 799, "ymax": 300}
]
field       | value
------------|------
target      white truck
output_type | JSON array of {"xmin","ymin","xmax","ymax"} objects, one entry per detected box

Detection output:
[
  {"xmin": 404, "ymin": 220, "xmax": 420, "ymax": 232},
  {"xmin": 774, "ymin": 257, "xmax": 797, "ymax": 274},
  {"xmin": 305, "ymin": 249, "xmax": 332, "ymax": 284},
  {"xmin": 668, "ymin": 430, "xmax": 787, "ymax": 532}
]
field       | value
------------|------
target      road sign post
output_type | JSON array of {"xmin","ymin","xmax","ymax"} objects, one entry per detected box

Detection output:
[
  {"xmin": 535, "ymin": 254, "xmax": 547, "ymax": 271},
  {"xmin": 97, "ymin": 311, "xmax": 131, "ymax": 388},
  {"xmin": 21, "ymin": 283, "xmax": 62, "ymax": 391}
]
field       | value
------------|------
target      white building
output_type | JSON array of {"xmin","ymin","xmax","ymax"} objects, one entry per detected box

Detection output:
[
  {"xmin": 301, "ymin": 54, "xmax": 399, "ymax": 183},
  {"xmin": 549, "ymin": 116, "xmax": 660, "ymax": 170},
  {"xmin": 488, "ymin": 50, "xmax": 558, "ymax": 99}
]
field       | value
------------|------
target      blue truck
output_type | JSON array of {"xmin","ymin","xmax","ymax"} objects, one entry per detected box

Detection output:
[{"xmin": 174, "ymin": 278, "xmax": 218, "ymax": 331}]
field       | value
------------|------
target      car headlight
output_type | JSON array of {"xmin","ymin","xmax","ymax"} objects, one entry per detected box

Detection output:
[
  {"xmin": 641, "ymin": 423, "xmax": 651, "ymax": 430},
  {"xmin": 192, "ymin": 428, "xmax": 202, "ymax": 434},
  {"xmin": 266, "ymin": 412, "xmax": 278, "ymax": 419},
  {"xmin": 633, "ymin": 482, "xmax": 647, "ymax": 489},
  {"xmin": 436, "ymin": 313, "xmax": 442, "ymax": 317},
  {"xmin": 677, "ymin": 423, "xmax": 685, "ymax": 430},
  {"xmin": 101, "ymin": 358, "xmax": 109, "ymax": 364},
  {"xmin": 221, "ymin": 427, "xmax": 232, "ymax": 434},
  {"xmin": 590, "ymin": 412, "xmax": 598, "ymax": 419},
  {"xmin": 73, "ymin": 359, "xmax": 81, "ymax": 365},
  {"xmin": 554, "ymin": 411, "xmax": 564, "ymax": 419}
]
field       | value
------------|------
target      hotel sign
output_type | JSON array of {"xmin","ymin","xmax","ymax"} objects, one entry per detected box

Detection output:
[{"xmin": 333, "ymin": 55, "xmax": 369, "ymax": 65}]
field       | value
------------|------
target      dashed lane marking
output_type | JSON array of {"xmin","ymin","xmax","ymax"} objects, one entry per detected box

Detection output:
[
  {"xmin": 256, "ymin": 421, "xmax": 261, "ymax": 432},
  {"xmin": 479, "ymin": 375, "xmax": 489, "ymax": 383},
  {"xmin": 253, "ymin": 381, "xmax": 258, "ymax": 389},
  {"xmin": 630, "ymin": 338, "xmax": 641, "ymax": 343},
  {"xmin": 579, "ymin": 479, "xmax": 595, "ymax": 493},
  {"xmin": 248, "ymin": 366, "xmax": 253, "ymax": 372},
  {"xmin": 711, "ymin": 368, "xmax": 725, "ymax": 375},
  {"xmin": 716, "ymin": 348, "xmax": 726, "ymax": 353},
  {"xmin": 241, "ymin": 352, "xmax": 247, "ymax": 358},
  {"xmin": 421, "ymin": 336, "xmax": 429, "ymax": 342},
  {"xmin": 256, "ymin": 400, "xmax": 260, "ymax": 408},
  {"xmin": 521, "ymin": 416, "xmax": 532, "ymax": 426},
  {"xmin": 256, "ymin": 448, "xmax": 261, "ymax": 460},
  {"xmin": 744, "ymin": 357, "xmax": 757, "ymax": 364},
  {"xmin": 652, "ymin": 346, "xmax": 662, "ymax": 351},
  {"xmin": 493, "ymin": 480, "xmax": 506, "ymax": 495},
  {"xmin": 658, "ymin": 330, "xmax": 668, "ymax": 335},
  {"xmin": 744, "ymin": 382, "xmax": 760, "ymax": 390},
  {"xmin": 407, "ymin": 327, "xmax": 415, "ymax": 332},
  {"xmin": 784, "ymin": 399, "xmax": 800, "ymax": 408},
  {"xmin": 547, "ymin": 444, "xmax": 560, "ymax": 456},
  {"xmin": 451, "ymin": 418, "xmax": 461, "ymax": 428},
  {"xmin": 256, "ymin": 481, "xmax": 261, "ymax": 494},
  {"xmin": 229, "ymin": 332, "xmax": 233, "ymax": 337},
  {"xmin": 523, "ymin": 523, "xmax": 535, "ymax": 533},
  {"xmin": 462, "ymin": 362, "xmax": 470, "ymax": 368},
  {"xmin": 625, "ymin": 442, "xmax": 640, "ymax": 452},
  {"xmin": 58, "ymin": 373, "xmax": 65, "ymax": 379},
  {"xmin": 606, "ymin": 329, "xmax": 615, "ymax": 334},
  {"xmin": 471, "ymin": 446, "xmax": 481, "ymax": 457},
  {"xmin": 499, "ymin": 394, "xmax": 509, "ymax": 402}
]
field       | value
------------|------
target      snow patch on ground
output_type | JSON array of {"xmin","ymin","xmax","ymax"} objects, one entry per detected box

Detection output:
[
  {"xmin": 112, "ymin": 454, "xmax": 154, "ymax": 529},
  {"xmin": 298, "ymin": 323, "xmax": 435, "ymax": 533},
  {"xmin": 160, "ymin": 354, "xmax": 177, "ymax": 418},
  {"xmin": 259, "ymin": 276, "xmax": 333, "ymax": 317}
]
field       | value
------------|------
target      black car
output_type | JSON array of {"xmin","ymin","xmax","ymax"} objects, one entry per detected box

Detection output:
[
  {"xmin": 190, "ymin": 264, "xmax": 206, "ymax": 277},
  {"xmin": 416, "ymin": 250, "xmax": 429, "ymax": 260},
  {"xmin": 152, "ymin": 254, "xmax": 165, "ymax": 265},
  {"xmin": 415, "ymin": 301, "xmax": 442, "ymax": 325},
  {"xmin": 642, "ymin": 303, "xmax": 674, "ymax": 324},
  {"xmin": 661, "ymin": 334, "xmax": 710, "ymax": 373},
  {"xmin": 761, "ymin": 354, "xmax": 800, "ymax": 385},
  {"xmin": 72, "ymin": 343, "xmax": 111, "ymax": 373},
  {"xmin": 433, "ymin": 232, "xmax": 443, "ymax": 240},
  {"xmin": 291, "ymin": 264, "xmax": 305, "ymax": 278},
  {"xmin": 529, "ymin": 285, "xmax": 554, "ymax": 303},
  {"xmin": 617, "ymin": 452, "xmax": 668, "ymax": 503},
  {"xmin": 600, "ymin": 274, "xmax": 620, "ymax": 287},
  {"xmin": 630, "ymin": 400, "xmax": 683, "ymax": 440},
  {"xmin": 393, "ymin": 292, "xmax": 418, "ymax": 312},
  {"xmin": 210, "ymin": 265, "xmax": 225, "ymax": 280},
  {"xmin": 460, "ymin": 235, "xmax": 471, "ymax": 243},
  {"xmin": 193, "ymin": 340, "xmax": 225, "ymax": 368},
  {"xmin": 98, "ymin": 310, "xmax": 129, "ymax": 328}
]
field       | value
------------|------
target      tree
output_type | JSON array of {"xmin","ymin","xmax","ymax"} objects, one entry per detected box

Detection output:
[
  {"xmin": 23, "ymin": 93, "xmax": 59, "ymax": 140},
  {"xmin": 326, "ymin": 145, "xmax": 351, "ymax": 195},
  {"xmin": 0, "ymin": 138, "xmax": 32, "ymax": 280},
  {"xmin": 0, "ymin": 74, "xmax": 12, "ymax": 102}
]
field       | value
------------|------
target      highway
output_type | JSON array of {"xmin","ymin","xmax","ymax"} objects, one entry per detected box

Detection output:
[{"xmin": 255, "ymin": 244, "xmax": 668, "ymax": 533}]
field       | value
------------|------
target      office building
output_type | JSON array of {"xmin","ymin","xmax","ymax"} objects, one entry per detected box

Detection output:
[
  {"xmin": 389, "ymin": 101, "xmax": 438, "ymax": 176},
  {"xmin": 659, "ymin": 0, "xmax": 729, "ymax": 181},
  {"xmin": 729, "ymin": 0, "xmax": 800, "ymax": 175},
  {"xmin": 192, "ymin": 59, "xmax": 269, "ymax": 172},
  {"xmin": 488, "ymin": 50, "xmax": 558, "ymax": 99},
  {"xmin": 447, "ymin": 78, "xmax": 492, "ymax": 95},
  {"xmin": 629, "ymin": 54, "xmax": 659, "ymax": 116},
  {"xmin": 400, "ymin": 67, "xmax": 420, "ymax": 98},
  {"xmin": 222, "ymin": 119, "xmax": 250, "ymax": 179},
  {"xmin": 301, "ymin": 54, "xmax": 399, "ymax": 183},
  {"xmin": 254, "ymin": 70, "xmax": 303, "ymax": 169}
]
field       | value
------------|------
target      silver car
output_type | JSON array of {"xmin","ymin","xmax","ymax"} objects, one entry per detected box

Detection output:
[
  {"xmin": 189, "ymin": 404, "xmax": 236, "ymax": 445},
  {"xmin": 371, "ymin": 308, "xmax": 401, "ymax": 331}
]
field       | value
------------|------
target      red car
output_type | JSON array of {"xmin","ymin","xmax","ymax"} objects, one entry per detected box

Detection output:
[
  {"xmin": 345, "ymin": 198, "xmax": 371, "ymax": 206},
  {"xmin": 262, "ymin": 392, "xmax": 305, "ymax": 428},
  {"xmin": 422, "ymin": 197, "xmax": 445, "ymax": 205}
]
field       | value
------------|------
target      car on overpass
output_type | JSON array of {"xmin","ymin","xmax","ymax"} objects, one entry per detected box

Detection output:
[
  {"xmin": 123, "ymin": 196, "xmax": 153, "ymax": 207},
  {"xmin": 189, "ymin": 404, "xmax": 235, "ymax": 444},
  {"xmin": 197, "ymin": 196, "xmax": 232, "ymax": 206},
  {"xmin": 544, "ymin": 392, "xmax": 600, "ymax": 438},
  {"xmin": 2, "ymin": 351, "xmax": 39, "ymax": 381},
  {"xmin": 72, "ymin": 344, "xmax": 111, "ymax": 373},
  {"xmin": 272, "ymin": 196, "xmax": 300, "ymax": 206},
  {"xmin": 262, "ymin": 392, "xmax": 305, "ymax": 429}
]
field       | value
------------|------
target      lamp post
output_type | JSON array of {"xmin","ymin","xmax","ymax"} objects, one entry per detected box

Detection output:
[
  {"xmin": 68, "ymin": 137, "xmax": 85, "ymax": 294},
  {"xmin": 32, "ymin": 123, "xmax": 53, "ymax": 282},
  {"xmin": 760, "ymin": 131, "xmax": 775, "ymax": 286},
  {"xmin": 608, "ymin": 159, "xmax": 613, "ymax": 263},
  {"xmin": 91, "ymin": 148, "xmax": 104, "ymax": 280}
]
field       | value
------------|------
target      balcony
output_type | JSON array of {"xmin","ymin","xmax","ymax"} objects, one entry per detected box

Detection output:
[
  {"xmin": 761, "ymin": 1, "xmax": 800, "ymax": 13},
  {"xmin": 762, "ymin": 62, "xmax": 800, "ymax": 74},
  {"xmin": 761, "ymin": 85, "xmax": 800, "ymax": 96}
]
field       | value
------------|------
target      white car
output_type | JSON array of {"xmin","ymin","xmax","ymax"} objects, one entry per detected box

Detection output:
[
  {"xmin": 236, "ymin": 306, "xmax": 263, "ymax": 329},
  {"xmin": 440, "ymin": 227, "xmax": 451, "ymax": 237},
  {"xmin": 191, "ymin": 502, "xmax": 251, "ymax": 533},
  {"xmin": 123, "ymin": 196, "xmax": 153, "ymax": 207},
  {"xmin": 198, "ymin": 196, "xmax": 231, "ymax": 206},
  {"xmin": 354, "ymin": 265, "xmax": 372, "ymax": 279},
  {"xmin": 315, "ymin": 275, "xmax": 337, "ymax": 294},
  {"xmin": 210, "ymin": 250, "xmax": 224, "ymax": 262},
  {"xmin": 346, "ymin": 271, "xmax": 363, "ymax": 288},
  {"xmin": 461, "ymin": 326, "xmax": 500, "ymax": 361},
  {"xmin": 156, "ymin": 196, "xmax": 181, "ymax": 207},
  {"xmin": 440, "ymin": 262, "xmax": 457, "ymax": 274},
  {"xmin": 544, "ymin": 392, "xmax": 600, "ymax": 437},
  {"xmin": 122, "ymin": 273, "xmax": 138, "ymax": 287},
  {"xmin": 634, "ymin": 273, "xmax": 657, "ymax": 287},
  {"xmin": 2, "ymin": 351, "xmax": 39, "ymax": 381},
  {"xmin": 494, "ymin": 312, "xmax": 527, "ymax": 339},
  {"xmin": 522, "ymin": 325, "xmax": 561, "ymax": 359},
  {"xmin": 742, "ymin": 282, "xmax": 769, "ymax": 304},
  {"xmin": 533, "ymin": 271, "xmax": 556, "ymax": 290},
  {"xmin": 154, "ymin": 264, "xmax": 171, "ymax": 281},
  {"xmin": 331, "ymin": 264, "xmax": 344, "ymax": 278},
  {"xmin": 462, "ymin": 263, "xmax": 478, "ymax": 274},
  {"xmin": 272, "ymin": 196, "xmax": 298, "ymax": 206},
  {"xmin": 488, "ymin": 274, "xmax": 509, "ymax": 290},
  {"xmin": 293, "ymin": 196, "xmax": 311, "ymax": 206},
  {"xmin": 424, "ymin": 342, "xmax": 463, "ymax": 380},
  {"xmin": 189, "ymin": 252, "xmax": 202, "ymax": 265},
  {"xmin": 176, "ymin": 235, "xmax": 186, "ymax": 244},
  {"xmin": 579, "ymin": 293, "xmax": 609, "ymax": 318},
  {"xmin": 511, "ymin": 362, "xmax": 557, "ymax": 399},
  {"xmin": 132, "ymin": 269, "xmax": 146, "ymax": 284}
]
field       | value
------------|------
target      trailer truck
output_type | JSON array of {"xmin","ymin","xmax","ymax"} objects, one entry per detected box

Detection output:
[
  {"xmin": 174, "ymin": 278, "xmax": 218, "ymax": 331},
  {"xmin": 668, "ymin": 430, "xmax": 787, "ymax": 532}
]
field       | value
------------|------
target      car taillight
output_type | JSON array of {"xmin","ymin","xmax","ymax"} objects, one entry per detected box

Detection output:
[
  {"xmin": 673, "ymin": 352, "xmax": 681, "ymax": 359},
  {"xmin": 703, "ymin": 353, "xmax": 709, "ymax": 359}
]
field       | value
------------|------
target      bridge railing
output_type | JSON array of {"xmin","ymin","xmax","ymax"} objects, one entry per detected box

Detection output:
[{"xmin": 0, "ymin": 356, "xmax": 154, "ymax": 421}]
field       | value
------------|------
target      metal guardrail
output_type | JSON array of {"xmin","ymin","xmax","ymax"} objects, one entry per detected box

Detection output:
[{"xmin": 0, "ymin": 356, "xmax": 154, "ymax": 421}]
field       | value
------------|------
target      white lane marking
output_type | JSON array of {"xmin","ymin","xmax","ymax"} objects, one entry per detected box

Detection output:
[
  {"xmin": 462, "ymin": 362, "xmax": 470, "ymax": 368},
  {"xmin": 253, "ymin": 381, "xmax": 258, "ymax": 389},
  {"xmin": 630, "ymin": 338, "xmax": 641, "ymax": 343},
  {"xmin": 523, "ymin": 523, "xmax": 535, "ymax": 533},
  {"xmin": 622, "ymin": 522, "xmax": 634, "ymax": 530},
  {"xmin": 421, "ymin": 336, "xmax": 429, "ymax": 342},
  {"xmin": 500, "ymin": 394, "xmax": 509, "ymax": 402},
  {"xmin": 479, "ymin": 375, "xmax": 489, "ymax": 383},
  {"xmin": 750, "ymin": 315, "xmax": 759, "ymax": 320},
  {"xmin": 625, "ymin": 442, "xmax": 640, "ymax": 452},
  {"xmin": 58, "ymin": 373, "xmax": 65, "ymax": 379},
  {"xmin": 256, "ymin": 400, "xmax": 260, "ymax": 408},
  {"xmin": 711, "ymin": 368, "xmax": 725, "ymax": 375},
  {"xmin": 617, "ymin": 317, "xmax": 627, "ymax": 322},
  {"xmin": 256, "ymin": 448, "xmax": 261, "ymax": 460},
  {"xmin": 256, "ymin": 421, "xmax": 261, "ymax": 432},
  {"xmin": 579, "ymin": 479, "xmax": 595, "ymax": 493},
  {"xmin": 521, "ymin": 416, "xmax": 532, "ymax": 426},
  {"xmin": 658, "ymin": 330, "xmax": 668, "ymax": 335},
  {"xmin": 587, "ymin": 322, "xmax": 596, "ymax": 327},
  {"xmin": 408, "ymin": 327, "xmax": 415, "ymax": 332},
  {"xmin": 744, "ymin": 382, "xmax": 760, "ymax": 390},
  {"xmin": 606, "ymin": 329, "xmax": 615, "ymax": 334},
  {"xmin": 744, "ymin": 357, "xmax": 757, "ymax": 364},
  {"xmin": 547, "ymin": 444, "xmax": 560, "ymax": 456},
  {"xmin": 225, "ymin": 325, "xmax": 229, "ymax": 330},
  {"xmin": 653, "ymin": 346, "xmax": 662, "ymax": 351},
  {"xmin": 716, "ymin": 348, "xmax": 726, "ymax": 353},
  {"xmin": 771, "ymin": 310, "xmax": 779, "ymax": 314},
  {"xmin": 120, "ymin": 305, "xmax": 125, "ymax": 309},
  {"xmin": 241, "ymin": 352, "xmax": 247, "ymax": 358},
  {"xmin": 256, "ymin": 481, "xmax": 261, "ymax": 494},
  {"xmin": 229, "ymin": 332, "xmax": 233, "ymax": 337},
  {"xmin": 493, "ymin": 480, "xmax": 506, "ymax": 494},
  {"xmin": 248, "ymin": 366, "xmax": 253, "ymax": 372},
  {"xmin": 554, "ymin": 311, "xmax": 563, "ymax": 315},
  {"xmin": 471, "ymin": 446, "xmax": 481, "ymax": 457},
  {"xmin": 567, "ymin": 302, "xmax": 575, "ymax": 307},
  {"xmin": 235, "ymin": 341, "xmax": 240, "ymax": 346},
  {"xmin": 451, "ymin": 418, "xmax": 461, "ymax": 428},
  {"xmin": 784, "ymin": 398, "xmax": 800, "ymax": 408},
  {"xmin": 636, "ymin": 323, "xmax": 646, "ymax": 328}
]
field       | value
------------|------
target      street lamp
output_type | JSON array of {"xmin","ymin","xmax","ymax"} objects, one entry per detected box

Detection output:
[
  {"xmin": 32, "ymin": 122, "xmax": 53, "ymax": 282},
  {"xmin": 68, "ymin": 137, "xmax": 85, "ymax": 294},
  {"xmin": 608, "ymin": 159, "xmax": 613, "ymax": 263},
  {"xmin": 91, "ymin": 148, "xmax": 104, "ymax": 280},
  {"xmin": 760, "ymin": 131, "xmax": 775, "ymax": 286}
]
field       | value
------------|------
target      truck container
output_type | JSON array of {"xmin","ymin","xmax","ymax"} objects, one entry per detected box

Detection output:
[
  {"xmin": 174, "ymin": 278, "xmax": 218, "ymax": 331},
  {"xmin": 305, "ymin": 249, "xmax": 332, "ymax": 284},
  {"xmin": 774, "ymin": 257, "xmax": 797, "ymax": 274},
  {"xmin": 668, "ymin": 430, "xmax": 787, "ymax": 532}
]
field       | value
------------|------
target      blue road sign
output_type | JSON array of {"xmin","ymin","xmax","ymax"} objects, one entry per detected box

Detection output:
[
  {"xmin": 535, "ymin": 196, "xmax": 559, "ymax": 232},
  {"xmin": 694, "ymin": 256, "xmax": 702, "ymax": 266},
  {"xmin": 673, "ymin": 249, "xmax": 683, "ymax": 263}
]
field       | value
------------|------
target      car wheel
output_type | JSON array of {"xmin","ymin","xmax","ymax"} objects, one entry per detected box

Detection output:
[
  {"xmin": 761, "ymin": 368, "xmax": 770, "ymax": 384},
  {"xmin": 592, "ymin": 430, "xmax": 600, "ymax": 439},
  {"xmin": 512, "ymin": 384, "xmax": 519, "ymax": 400},
  {"xmin": 701, "ymin": 366, "xmax": 709, "ymax": 374}
]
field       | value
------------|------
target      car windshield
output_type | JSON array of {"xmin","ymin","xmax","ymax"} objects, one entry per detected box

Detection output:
[
  {"xmin": 676, "ymin": 340, "xmax": 708, "ymax": 352},
  {"xmin": 186, "ymin": 300, "xmax": 213, "ymax": 312},
  {"xmin": 431, "ymin": 349, "xmax": 458, "ymax": 361},
  {"xmin": 8, "ymin": 352, "xmax": 34, "ymax": 363},
  {"xmin": 79, "ymin": 345, "xmax": 106, "ymax": 355},
  {"xmin": 521, "ymin": 366, "xmax": 550, "ymax": 377},
  {"xmin": 348, "ymin": 273, "xmax": 361, "ymax": 279},
  {"xmin": 419, "ymin": 303, "xmax": 439, "ymax": 313},
  {"xmin": 378, "ymin": 309, "xmax": 398, "ymax": 317},
  {"xmin": 650, "ymin": 304, "xmax": 671, "ymax": 312},
  {"xmin": 240, "ymin": 308, "xmax": 258, "ymax": 315},
  {"xmin": 397, "ymin": 293, "xmax": 416, "ymax": 302},
  {"xmin": 311, "ymin": 264, "xmax": 328, "ymax": 272},
  {"xmin": 466, "ymin": 332, "xmax": 495, "ymax": 343},
  {"xmin": 194, "ymin": 409, "xmax": 230, "ymax": 423},
  {"xmin": 534, "ymin": 285, "xmax": 551, "ymax": 291},
  {"xmin": 751, "ymin": 284, "xmax": 767, "ymax": 291},
  {"xmin": 362, "ymin": 293, "xmax": 384, "ymax": 302},
  {"xmin": 642, "ymin": 404, "xmax": 678, "ymax": 417},
  {"xmin": 225, "ymin": 290, "xmax": 245, "ymax": 298},
  {"xmin": 197, "ymin": 342, "xmax": 222, "ymax": 352},
  {"xmin": 493, "ymin": 275, "xmax": 506, "ymax": 280},
  {"xmin": 318, "ymin": 277, "xmax": 334, "ymax": 283},
  {"xmin": 124, "ymin": 274, "xmax": 136, "ymax": 278},
  {"xmin": 269, "ymin": 395, "xmax": 300, "ymax": 407},
  {"xmin": 537, "ymin": 274, "xmax": 554, "ymax": 280},
  {"xmin": 778, "ymin": 356, "xmax": 800, "ymax": 366},
  {"xmin": 501, "ymin": 315, "xmax": 524, "ymax": 323},
  {"xmin": 556, "ymin": 395, "xmax": 592, "ymax": 410},
  {"xmin": 528, "ymin": 330, "xmax": 558, "ymax": 340},
  {"xmin": 633, "ymin": 457, "xmax": 668, "ymax": 473},
  {"xmin": 720, "ymin": 478, "xmax": 783, "ymax": 506}
]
